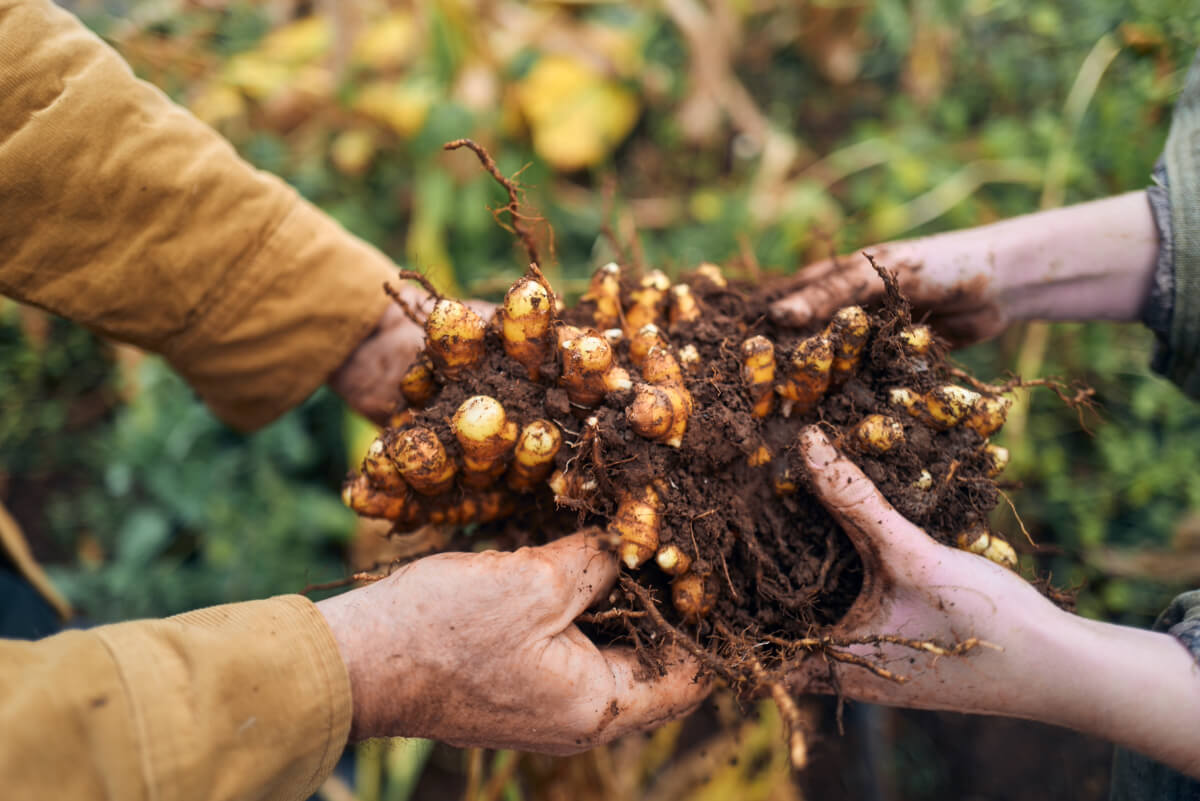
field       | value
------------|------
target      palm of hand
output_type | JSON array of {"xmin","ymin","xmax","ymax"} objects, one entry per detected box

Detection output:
[{"xmin": 791, "ymin": 428, "xmax": 1063, "ymax": 719}]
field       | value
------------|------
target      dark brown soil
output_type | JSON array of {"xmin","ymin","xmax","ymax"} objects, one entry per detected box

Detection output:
[
  {"xmin": 336, "ymin": 140, "xmax": 1044, "ymax": 766},
  {"xmin": 351, "ymin": 255, "xmax": 1013, "ymax": 721}
]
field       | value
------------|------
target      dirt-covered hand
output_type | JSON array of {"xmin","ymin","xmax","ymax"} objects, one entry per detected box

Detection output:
[
  {"xmin": 771, "ymin": 239, "xmax": 1007, "ymax": 348},
  {"xmin": 316, "ymin": 531, "xmax": 710, "ymax": 751},
  {"xmin": 330, "ymin": 288, "xmax": 494, "ymax": 424},
  {"xmin": 790, "ymin": 426, "xmax": 1073, "ymax": 719},
  {"xmin": 771, "ymin": 192, "xmax": 1159, "ymax": 346},
  {"xmin": 792, "ymin": 426, "xmax": 1200, "ymax": 775}
]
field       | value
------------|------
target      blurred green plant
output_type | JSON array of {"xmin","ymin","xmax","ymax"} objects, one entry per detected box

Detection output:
[{"xmin": 4, "ymin": 1, "xmax": 1200, "ymax": 797}]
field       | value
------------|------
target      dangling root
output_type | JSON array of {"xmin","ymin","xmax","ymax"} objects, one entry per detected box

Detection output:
[
  {"xmin": 444, "ymin": 138, "xmax": 544, "ymax": 267},
  {"xmin": 756, "ymin": 663, "xmax": 809, "ymax": 770}
]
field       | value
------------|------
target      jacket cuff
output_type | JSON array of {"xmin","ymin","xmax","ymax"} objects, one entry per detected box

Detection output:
[
  {"xmin": 162, "ymin": 189, "xmax": 399, "ymax": 432},
  {"xmin": 1153, "ymin": 50, "xmax": 1200, "ymax": 398},
  {"xmin": 95, "ymin": 596, "xmax": 352, "ymax": 801}
]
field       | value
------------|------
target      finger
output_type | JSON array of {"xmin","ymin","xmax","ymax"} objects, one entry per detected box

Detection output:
[
  {"xmin": 528, "ymin": 529, "xmax": 621, "ymax": 621},
  {"xmin": 770, "ymin": 253, "xmax": 884, "ymax": 326},
  {"xmin": 798, "ymin": 426, "xmax": 929, "ymax": 560},
  {"xmin": 580, "ymin": 644, "xmax": 712, "ymax": 747}
]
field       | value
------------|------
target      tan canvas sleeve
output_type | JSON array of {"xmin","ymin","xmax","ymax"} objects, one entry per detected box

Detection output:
[
  {"xmin": 0, "ymin": 0, "xmax": 399, "ymax": 430},
  {"xmin": 0, "ymin": 595, "xmax": 352, "ymax": 801}
]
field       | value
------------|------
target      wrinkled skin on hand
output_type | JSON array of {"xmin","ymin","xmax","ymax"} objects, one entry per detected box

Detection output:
[
  {"xmin": 317, "ymin": 531, "xmax": 710, "ymax": 752},
  {"xmin": 791, "ymin": 426, "xmax": 1066, "ymax": 719},
  {"xmin": 330, "ymin": 293, "xmax": 495, "ymax": 424},
  {"xmin": 772, "ymin": 244, "xmax": 1008, "ymax": 348}
]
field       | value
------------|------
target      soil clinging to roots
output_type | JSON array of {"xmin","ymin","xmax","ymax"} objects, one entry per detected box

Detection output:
[{"xmin": 340, "ymin": 141, "xmax": 1061, "ymax": 767}]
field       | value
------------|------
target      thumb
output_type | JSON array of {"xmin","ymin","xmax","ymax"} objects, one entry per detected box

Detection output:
[
  {"xmin": 578, "ymin": 643, "xmax": 711, "ymax": 747},
  {"xmin": 528, "ymin": 529, "xmax": 621, "ymax": 625},
  {"xmin": 770, "ymin": 254, "xmax": 884, "ymax": 327},
  {"xmin": 798, "ymin": 426, "xmax": 930, "ymax": 562}
]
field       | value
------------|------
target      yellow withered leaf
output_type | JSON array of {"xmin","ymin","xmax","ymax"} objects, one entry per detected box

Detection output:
[
  {"xmin": 515, "ymin": 55, "xmax": 639, "ymax": 171},
  {"xmin": 330, "ymin": 129, "xmax": 378, "ymax": 176},
  {"xmin": 352, "ymin": 80, "xmax": 436, "ymax": 138},
  {"xmin": 351, "ymin": 11, "xmax": 417, "ymax": 72}
]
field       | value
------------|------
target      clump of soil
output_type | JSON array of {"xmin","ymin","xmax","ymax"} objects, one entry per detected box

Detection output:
[{"xmin": 342, "ymin": 141, "xmax": 1040, "ymax": 765}]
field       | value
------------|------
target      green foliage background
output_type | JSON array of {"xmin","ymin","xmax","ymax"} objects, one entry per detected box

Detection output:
[
  {"xmin": 3, "ymin": 0, "xmax": 1198, "ymax": 627},
  {"xmin": 4, "ymin": 1, "xmax": 1200, "ymax": 798}
]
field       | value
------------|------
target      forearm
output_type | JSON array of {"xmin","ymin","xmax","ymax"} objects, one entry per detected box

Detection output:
[
  {"xmin": 887, "ymin": 191, "xmax": 1158, "ymax": 324},
  {"xmin": 994, "ymin": 607, "xmax": 1200, "ymax": 779},
  {"xmin": 988, "ymin": 191, "xmax": 1159, "ymax": 323},
  {"xmin": 1058, "ymin": 617, "xmax": 1200, "ymax": 778}
]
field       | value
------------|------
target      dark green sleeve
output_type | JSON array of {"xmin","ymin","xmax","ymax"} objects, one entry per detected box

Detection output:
[
  {"xmin": 1110, "ymin": 590, "xmax": 1200, "ymax": 801},
  {"xmin": 1146, "ymin": 51, "xmax": 1200, "ymax": 396}
]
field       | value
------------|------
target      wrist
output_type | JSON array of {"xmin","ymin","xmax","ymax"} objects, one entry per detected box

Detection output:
[{"xmin": 316, "ymin": 585, "xmax": 416, "ymax": 742}]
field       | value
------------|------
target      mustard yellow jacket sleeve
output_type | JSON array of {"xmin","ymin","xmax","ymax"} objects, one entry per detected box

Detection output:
[
  {"xmin": 0, "ymin": 596, "xmax": 353, "ymax": 801},
  {"xmin": 0, "ymin": 1, "xmax": 399, "ymax": 796},
  {"xmin": 0, "ymin": 0, "xmax": 400, "ymax": 431}
]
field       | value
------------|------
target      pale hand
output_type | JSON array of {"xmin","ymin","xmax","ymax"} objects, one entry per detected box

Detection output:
[
  {"xmin": 772, "ymin": 192, "xmax": 1159, "ymax": 346},
  {"xmin": 794, "ymin": 426, "xmax": 1200, "ymax": 779}
]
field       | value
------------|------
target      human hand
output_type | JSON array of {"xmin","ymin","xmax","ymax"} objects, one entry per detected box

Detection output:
[
  {"xmin": 772, "ymin": 192, "xmax": 1158, "ymax": 347},
  {"xmin": 793, "ymin": 426, "xmax": 1200, "ymax": 776},
  {"xmin": 316, "ymin": 531, "xmax": 710, "ymax": 751},
  {"xmin": 330, "ymin": 286, "xmax": 494, "ymax": 424},
  {"xmin": 771, "ymin": 239, "xmax": 1007, "ymax": 348},
  {"xmin": 790, "ymin": 426, "xmax": 1068, "ymax": 718}
]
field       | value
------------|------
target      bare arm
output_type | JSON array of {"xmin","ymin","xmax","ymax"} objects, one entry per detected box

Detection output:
[
  {"xmin": 773, "ymin": 192, "xmax": 1158, "ymax": 344},
  {"xmin": 793, "ymin": 427, "xmax": 1200, "ymax": 778}
]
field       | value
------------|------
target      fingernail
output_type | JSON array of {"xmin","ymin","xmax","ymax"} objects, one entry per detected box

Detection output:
[
  {"xmin": 800, "ymin": 426, "xmax": 837, "ymax": 467},
  {"xmin": 771, "ymin": 296, "xmax": 811, "ymax": 326}
]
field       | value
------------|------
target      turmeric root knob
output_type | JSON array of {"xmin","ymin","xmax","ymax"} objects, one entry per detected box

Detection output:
[
  {"xmin": 777, "ymin": 335, "xmax": 833, "ymax": 417},
  {"xmin": 672, "ymin": 572, "xmax": 715, "ymax": 622},
  {"xmin": 965, "ymin": 395, "xmax": 1012, "ymax": 438},
  {"xmin": 983, "ymin": 443, "xmax": 1010, "ymax": 477},
  {"xmin": 629, "ymin": 324, "xmax": 667, "ymax": 368},
  {"xmin": 559, "ymin": 330, "xmax": 632, "ymax": 406},
  {"xmin": 583, "ymin": 262, "xmax": 622, "ymax": 330},
  {"xmin": 669, "ymin": 284, "xmax": 700, "ymax": 327},
  {"xmin": 392, "ymin": 427, "xmax": 457, "ymax": 496},
  {"xmin": 342, "ymin": 474, "xmax": 410, "ymax": 520},
  {"xmin": 362, "ymin": 438, "xmax": 408, "ymax": 494},
  {"xmin": 612, "ymin": 485, "xmax": 663, "ymax": 569},
  {"xmin": 740, "ymin": 335, "xmax": 776, "ymax": 418},
  {"xmin": 899, "ymin": 324, "xmax": 934, "ymax": 357},
  {"xmin": 452, "ymin": 396, "xmax": 519, "ymax": 488},
  {"xmin": 851, "ymin": 414, "xmax": 905, "ymax": 454},
  {"xmin": 693, "ymin": 262, "xmax": 728, "ymax": 288},
  {"xmin": 655, "ymin": 543, "xmax": 692, "ymax": 576},
  {"xmin": 624, "ymin": 270, "xmax": 670, "ymax": 333},
  {"xmin": 628, "ymin": 346, "xmax": 692, "ymax": 447},
  {"xmin": 500, "ymin": 277, "xmax": 554, "ymax": 379},
  {"xmin": 825, "ymin": 305, "xmax": 870, "ymax": 383},
  {"xmin": 627, "ymin": 384, "xmax": 674, "ymax": 441},
  {"xmin": 956, "ymin": 526, "xmax": 1019, "ymax": 570},
  {"xmin": 925, "ymin": 385, "xmax": 982, "ymax": 428},
  {"xmin": 425, "ymin": 299, "xmax": 487, "ymax": 378},
  {"xmin": 400, "ymin": 358, "xmax": 436, "ymax": 408},
  {"xmin": 507, "ymin": 420, "xmax": 562, "ymax": 491},
  {"xmin": 548, "ymin": 469, "xmax": 597, "ymax": 501}
]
